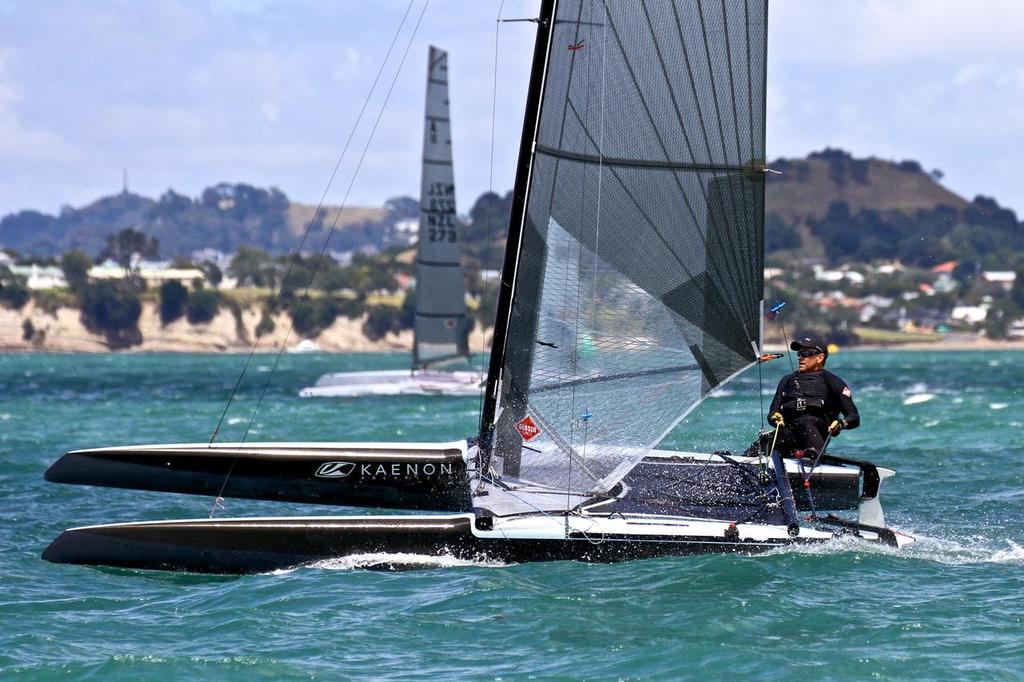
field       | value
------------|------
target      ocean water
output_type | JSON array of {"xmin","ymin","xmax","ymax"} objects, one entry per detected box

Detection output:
[{"xmin": 2, "ymin": 351, "xmax": 1023, "ymax": 680}]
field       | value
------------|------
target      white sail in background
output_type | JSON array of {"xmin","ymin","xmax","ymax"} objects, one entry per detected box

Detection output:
[
  {"xmin": 300, "ymin": 46, "xmax": 481, "ymax": 398},
  {"xmin": 414, "ymin": 45, "xmax": 470, "ymax": 368}
]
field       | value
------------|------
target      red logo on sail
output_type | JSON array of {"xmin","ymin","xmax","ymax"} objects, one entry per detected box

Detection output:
[{"xmin": 515, "ymin": 416, "xmax": 541, "ymax": 441}]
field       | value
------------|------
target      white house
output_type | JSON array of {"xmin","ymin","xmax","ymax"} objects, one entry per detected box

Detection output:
[
  {"xmin": 981, "ymin": 271, "xmax": 1017, "ymax": 290},
  {"xmin": 8, "ymin": 264, "xmax": 67, "ymax": 289},
  {"xmin": 950, "ymin": 305, "xmax": 989, "ymax": 324}
]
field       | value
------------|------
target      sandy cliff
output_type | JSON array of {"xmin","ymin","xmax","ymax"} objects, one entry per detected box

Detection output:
[{"xmin": 0, "ymin": 302, "xmax": 491, "ymax": 353}]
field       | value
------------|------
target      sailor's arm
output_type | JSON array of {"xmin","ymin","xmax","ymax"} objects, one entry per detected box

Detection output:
[
  {"xmin": 828, "ymin": 373, "xmax": 860, "ymax": 429},
  {"xmin": 767, "ymin": 376, "xmax": 788, "ymax": 424}
]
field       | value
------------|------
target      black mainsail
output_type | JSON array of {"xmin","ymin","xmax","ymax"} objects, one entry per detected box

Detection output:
[
  {"xmin": 413, "ymin": 46, "xmax": 470, "ymax": 369},
  {"xmin": 481, "ymin": 0, "xmax": 768, "ymax": 495}
]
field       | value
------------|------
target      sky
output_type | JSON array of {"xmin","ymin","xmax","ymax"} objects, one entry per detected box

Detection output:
[{"xmin": 1, "ymin": 0, "xmax": 1023, "ymax": 220}]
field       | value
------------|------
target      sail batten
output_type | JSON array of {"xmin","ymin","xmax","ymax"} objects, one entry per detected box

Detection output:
[{"xmin": 414, "ymin": 46, "xmax": 470, "ymax": 370}]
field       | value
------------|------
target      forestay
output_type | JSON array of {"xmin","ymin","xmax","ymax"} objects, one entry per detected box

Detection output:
[
  {"xmin": 487, "ymin": 0, "xmax": 768, "ymax": 494},
  {"xmin": 414, "ymin": 46, "xmax": 470, "ymax": 368}
]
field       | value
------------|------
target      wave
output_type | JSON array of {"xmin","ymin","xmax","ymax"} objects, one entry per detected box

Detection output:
[
  {"xmin": 297, "ymin": 552, "xmax": 508, "ymax": 572},
  {"xmin": 767, "ymin": 532, "xmax": 1024, "ymax": 566},
  {"xmin": 903, "ymin": 393, "xmax": 935, "ymax": 405}
]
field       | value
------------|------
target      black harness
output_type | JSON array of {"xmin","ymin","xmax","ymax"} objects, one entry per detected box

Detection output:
[{"xmin": 781, "ymin": 397, "xmax": 826, "ymax": 413}]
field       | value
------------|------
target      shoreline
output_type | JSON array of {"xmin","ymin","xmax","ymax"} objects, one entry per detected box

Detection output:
[
  {"xmin": 0, "ymin": 301, "xmax": 492, "ymax": 354},
  {"xmin": 2, "ymin": 303, "xmax": 1020, "ymax": 354}
]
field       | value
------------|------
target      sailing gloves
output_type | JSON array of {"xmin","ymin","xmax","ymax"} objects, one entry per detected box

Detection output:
[
  {"xmin": 828, "ymin": 419, "xmax": 847, "ymax": 436},
  {"xmin": 769, "ymin": 412, "xmax": 785, "ymax": 427}
]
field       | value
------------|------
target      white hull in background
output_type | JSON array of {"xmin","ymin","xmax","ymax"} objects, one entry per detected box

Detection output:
[{"xmin": 299, "ymin": 369, "xmax": 484, "ymax": 398}]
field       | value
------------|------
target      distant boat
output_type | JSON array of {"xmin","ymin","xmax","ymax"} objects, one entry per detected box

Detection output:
[
  {"xmin": 300, "ymin": 45, "xmax": 482, "ymax": 398},
  {"xmin": 287, "ymin": 339, "xmax": 323, "ymax": 354}
]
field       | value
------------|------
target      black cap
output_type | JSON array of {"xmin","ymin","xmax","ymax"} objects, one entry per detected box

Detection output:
[{"xmin": 790, "ymin": 337, "xmax": 828, "ymax": 357}]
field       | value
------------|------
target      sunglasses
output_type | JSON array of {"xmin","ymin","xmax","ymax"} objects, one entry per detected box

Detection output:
[{"xmin": 797, "ymin": 349, "xmax": 823, "ymax": 358}]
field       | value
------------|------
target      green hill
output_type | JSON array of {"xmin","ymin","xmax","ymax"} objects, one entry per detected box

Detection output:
[
  {"xmin": 1, "ymin": 149, "xmax": 1020, "ymax": 270},
  {"xmin": 764, "ymin": 149, "xmax": 1023, "ymax": 268}
]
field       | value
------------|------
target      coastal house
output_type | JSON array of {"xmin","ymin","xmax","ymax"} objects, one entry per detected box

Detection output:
[
  {"xmin": 951, "ymin": 304, "xmax": 989, "ymax": 324},
  {"xmin": 873, "ymin": 260, "xmax": 905, "ymax": 275},
  {"xmin": 8, "ymin": 264, "xmax": 67, "ymax": 290},
  {"xmin": 813, "ymin": 264, "xmax": 864, "ymax": 285},
  {"xmin": 89, "ymin": 259, "xmax": 205, "ymax": 288},
  {"xmin": 981, "ymin": 271, "xmax": 1016, "ymax": 291}
]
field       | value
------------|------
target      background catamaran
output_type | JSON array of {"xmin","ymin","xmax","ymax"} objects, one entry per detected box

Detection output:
[
  {"xmin": 300, "ymin": 46, "xmax": 481, "ymax": 398},
  {"xmin": 43, "ymin": 0, "xmax": 912, "ymax": 574}
]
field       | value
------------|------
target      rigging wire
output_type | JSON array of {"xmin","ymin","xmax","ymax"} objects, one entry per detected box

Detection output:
[
  {"xmin": 565, "ymin": 0, "xmax": 594, "ymax": 529},
  {"xmin": 238, "ymin": 0, "xmax": 430, "ymax": 447},
  {"xmin": 476, "ymin": 0, "xmax": 507, "ymax": 435},
  {"xmin": 576, "ymin": 0, "xmax": 610, "ymax": 522},
  {"xmin": 207, "ymin": 0, "xmax": 428, "ymax": 516},
  {"xmin": 207, "ymin": 0, "xmax": 420, "ymax": 449}
]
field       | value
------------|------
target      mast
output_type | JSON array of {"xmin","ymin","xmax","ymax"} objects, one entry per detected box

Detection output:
[{"xmin": 479, "ymin": 0, "xmax": 558, "ymax": 448}]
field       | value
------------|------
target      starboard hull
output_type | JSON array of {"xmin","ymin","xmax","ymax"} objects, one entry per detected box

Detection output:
[{"xmin": 42, "ymin": 513, "xmax": 858, "ymax": 575}]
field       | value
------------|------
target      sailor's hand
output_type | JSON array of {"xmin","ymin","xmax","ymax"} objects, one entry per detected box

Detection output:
[
  {"xmin": 769, "ymin": 412, "xmax": 785, "ymax": 427},
  {"xmin": 828, "ymin": 419, "xmax": 845, "ymax": 436}
]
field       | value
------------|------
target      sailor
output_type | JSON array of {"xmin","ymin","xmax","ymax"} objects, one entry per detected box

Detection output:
[{"xmin": 766, "ymin": 337, "xmax": 859, "ymax": 457}]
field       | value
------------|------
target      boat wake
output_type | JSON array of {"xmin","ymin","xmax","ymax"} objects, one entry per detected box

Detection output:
[
  {"xmin": 305, "ymin": 552, "xmax": 508, "ymax": 572},
  {"xmin": 768, "ymin": 532, "xmax": 1024, "ymax": 566}
]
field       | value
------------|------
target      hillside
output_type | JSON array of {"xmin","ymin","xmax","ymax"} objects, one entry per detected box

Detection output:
[
  {"xmin": 766, "ymin": 149, "xmax": 968, "ymax": 228},
  {"xmin": 1, "ymin": 149, "xmax": 1021, "ymax": 270},
  {"xmin": 0, "ymin": 184, "xmax": 406, "ymax": 259}
]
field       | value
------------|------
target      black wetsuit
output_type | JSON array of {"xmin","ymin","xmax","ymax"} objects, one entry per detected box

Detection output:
[{"xmin": 767, "ymin": 369, "xmax": 860, "ymax": 456}]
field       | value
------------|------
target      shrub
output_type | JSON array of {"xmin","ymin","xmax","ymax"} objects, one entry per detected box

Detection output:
[
  {"xmin": 0, "ymin": 279, "xmax": 30, "ymax": 309},
  {"xmin": 362, "ymin": 304, "xmax": 400, "ymax": 341},
  {"xmin": 255, "ymin": 310, "xmax": 276, "ymax": 338},
  {"xmin": 186, "ymin": 288, "xmax": 220, "ymax": 324},
  {"xmin": 290, "ymin": 298, "xmax": 341, "ymax": 337},
  {"xmin": 159, "ymin": 280, "xmax": 188, "ymax": 324},
  {"xmin": 80, "ymin": 280, "xmax": 143, "ymax": 347},
  {"xmin": 60, "ymin": 250, "xmax": 92, "ymax": 294}
]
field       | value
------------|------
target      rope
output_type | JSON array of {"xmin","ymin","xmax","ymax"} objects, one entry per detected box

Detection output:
[
  {"xmin": 476, "ymin": 0, "xmax": 507, "ymax": 425},
  {"xmin": 240, "ymin": 1, "xmax": 430, "ymax": 447},
  {"xmin": 797, "ymin": 432, "xmax": 832, "ymax": 518},
  {"xmin": 565, "ymin": 0, "xmax": 600, "ymax": 530},
  {"xmin": 206, "ymin": 0, "xmax": 428, "ymax": 516},
  {"xmin": 207, "ymin": 0, "xmax": 420, "ymax": 450}
]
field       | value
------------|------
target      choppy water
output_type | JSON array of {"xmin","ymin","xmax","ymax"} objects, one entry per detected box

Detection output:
[{"xmin": 2, "ymin": 351, "xmax": 1023, "ymax": 679}]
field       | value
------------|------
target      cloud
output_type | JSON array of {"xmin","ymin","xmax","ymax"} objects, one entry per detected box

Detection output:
[
  {"xmin": 0, "ymin": 49, "xmax": 76, "ymax": 163},
  {"xmin": 952, "ymin": 64, "xmax": 986, "ymax": 88}
]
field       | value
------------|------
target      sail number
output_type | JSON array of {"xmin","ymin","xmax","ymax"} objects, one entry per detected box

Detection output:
[
  {"xmin": 426, "ymin": 215, "xmax": 457, "ymax": 242},
  {"xmin": 428, "ymin": 182, "xmax": 454, "ymax": 197},
  {"xmin": 425, "ymin": 182, "xmax": 456, "ymax": 242}
]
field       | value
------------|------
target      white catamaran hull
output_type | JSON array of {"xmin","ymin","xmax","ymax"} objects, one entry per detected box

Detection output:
[{"xmin": 299, "ymin": 370, "xmax": 484, "ymax": 398}]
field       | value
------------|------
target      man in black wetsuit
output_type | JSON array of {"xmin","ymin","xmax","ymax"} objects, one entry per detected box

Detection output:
[{"xmin": 767, "ymin": 337, "xmax": 860, "ymax": 456}]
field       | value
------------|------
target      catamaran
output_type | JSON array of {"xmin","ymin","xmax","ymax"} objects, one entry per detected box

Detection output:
[
  {"xmin": 300, "ymin": 46, "xmax": 482, "ymax": 398},
  {"xmin": 43, "ymin": 0, "xmax": 913, "ymax": 574}
]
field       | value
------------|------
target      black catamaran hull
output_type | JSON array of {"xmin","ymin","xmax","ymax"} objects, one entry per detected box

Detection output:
[
  {"xmin": 43, "ymin": 443, "xmax": 863, "ymax": 512},
  {"xmin": 42, "ymin": 514, "xmax": 846, "ymax": 575},
  {"xmin": 44, "ymin": 442, "xmax": 473, "ymax": 511}
]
